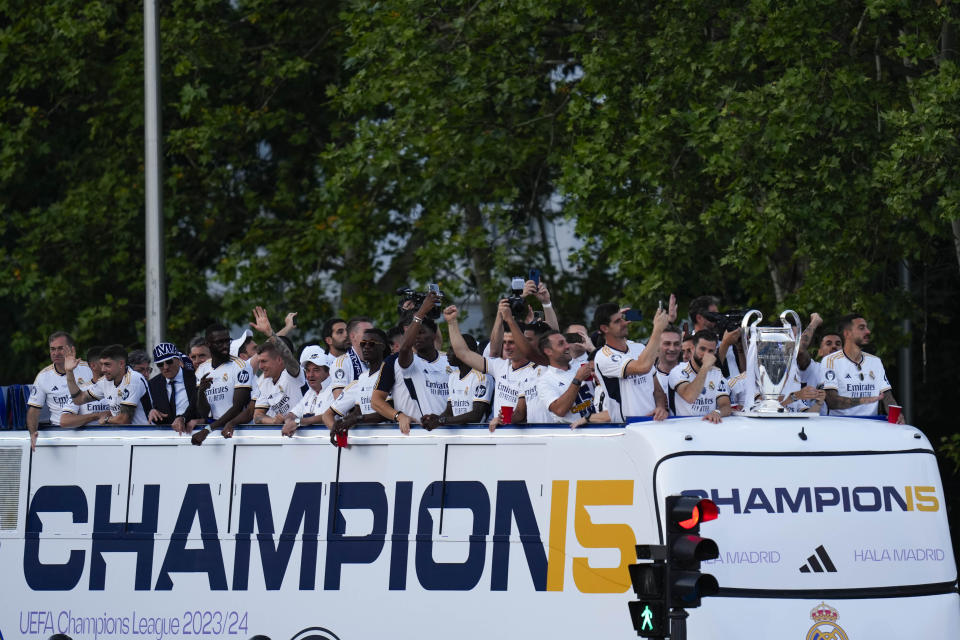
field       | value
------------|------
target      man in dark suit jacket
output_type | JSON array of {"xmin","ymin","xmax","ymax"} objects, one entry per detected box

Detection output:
[{"xmin": 148, "ymin": 342, "xmax": 199, "ymax": 433}]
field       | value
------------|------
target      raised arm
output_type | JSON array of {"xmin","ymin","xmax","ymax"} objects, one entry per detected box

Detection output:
[
  {"xmin": 796, "ymin": 313, "xmax": 822, "ymax": 370},
  {"xmin": 624, "ymin": 301, "xmax": 673, "ymax": 376},
  {"xmin": 64, "ymin": 348, "xmax": 97, "ymax": 406},
  {"xmin": 531, "ymin": 281, "xmax": 560, "ymax": 331},
  {"xmin": 251, "ymin": 306, "xmax": 300, "ymax": 377},
  {"xmin": 444, "ymin": 305, "xmax": 486, "ymax": 372},
  {"xmin": 398, "ymin": 292, "xmax": 438, "ymax": 369},
  {"xmin": 503, "ymin": 302, "xmax": 549, "ymax": 367}
]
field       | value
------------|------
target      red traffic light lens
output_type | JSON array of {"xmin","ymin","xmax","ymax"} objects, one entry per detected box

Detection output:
[
  {"xmin": 698, "ymin": 499, "xmax": 719, "ymax": 523},
  {"xmin": 676, "ymin": 499, "xmax": 718, "ymax": 529}
]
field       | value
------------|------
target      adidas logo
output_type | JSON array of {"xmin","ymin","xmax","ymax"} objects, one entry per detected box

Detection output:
[
  {"xmin": 799, "ymin": 545, "xmax": 837, "ymax": 573},
  {"xmin": 844, "ymin": 373, "xmax": 852, "ymax": 379},
  {"xmin": 51, "ymin": 385, "xmax": 59, "ymax": 391}
]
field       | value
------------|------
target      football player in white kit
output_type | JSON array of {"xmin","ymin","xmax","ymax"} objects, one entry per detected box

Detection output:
[
  {"xmin": 445, "ymin": 301, "xmax": 541, "ymax": 429},
  {"xmin": 536, "ymin": 331, "xmax": 599, "ymax": 424},
  {"xmin": 249, "ymin": 306, "xmax": 304, "ymax": 424},
  {"xmin": 592, "ymin": 297, "xmax": 676, "ymax": 422},
  {"xmin": 324, "ymin": 328, "xmax": 392, "ymax": 442},
  {"xmin": 26, "ymin": 331, "xmax": 95, "ymax": 450},
  {"xmin": 64, "ymin": 344, "xmax": 151, "ymax": 425},
  {"xmin": 667, "ymin": 330, "xmax": 732, "ymax": 423},
  {"xmin": 422, "ymin": 333, "xmax": 493, "ymax": 429},
  {"xmin": 192, "ymin": 324, "xmax": 254, "ymax": 445},
  {"xmin": 281, "ymin": 346, "xmax": 331, "ymax": 437},
  {"xmin": 822, "ymin": 314, "xmax": 900, "ymax": 420},
  {"xmin": 372, "ymin": 291, "xmax": 448, "ymax": 434}
]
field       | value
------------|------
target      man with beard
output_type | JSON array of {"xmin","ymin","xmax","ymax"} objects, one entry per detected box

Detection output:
[
  {"xmin": 324, "ymin": 328, "xmax": 391, "ymax": 441},
  {"xmin": 60, "ymin": 345, "xmax": 115, "ymax": 428},
  {"xmin": 192, "ymin": 324, "xmax": 254, "ymax": 445},
  {"xmin": 667, "ymin": 330, "xmax": 732, "ymax": 423},
  {"xmin": 65, "ymin": 344, "xmax": 151, "ymax": 425},
  {"xmin": 280, "ymin": 346, "xmax": 331, "ymax": 436},
  {"xmin": 445, "ymin": 300, "xmax": 541, "ymax": 429},
  {"xmin": 593, "ymin": 297, "xmax": 675, "ymax": 422},
  {"xmin": 536, "ymin": 331, "xmax": 599, "ymax": 424},
  {"xmin": 653, "ymin": 326, "xmax": 683, "ymax": 416},
  {"xmin": 26, "ymin": 332, "xmax": 96, "ymax": 449},
  {"xmin": 372, "ymin": 293, "xmax": 448, "ymax": 434},
  {"xmin": 822, "ymin": 314, "xmax": 900, "ymax": 420},
  {"xmin": 329, "ymin": 316, "xmax": 373, "ymax": 399},
  {"xmin": 422, "ymin": 333, "xmax": 493, "ymax": 429}
]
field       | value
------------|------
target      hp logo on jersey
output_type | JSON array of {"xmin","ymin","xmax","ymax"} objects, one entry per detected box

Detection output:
[{"xmin": 290, "ymin": 627, "xmax": 342, "ymax": 640}]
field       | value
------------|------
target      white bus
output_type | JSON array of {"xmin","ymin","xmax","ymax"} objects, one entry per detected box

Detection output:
[{"xmin": 1, "ymin": 416, "xmax": 957, "ymax": 640}]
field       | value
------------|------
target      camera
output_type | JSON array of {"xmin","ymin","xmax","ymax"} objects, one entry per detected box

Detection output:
[
  {"xmin": 702, "ymin": 309, "xmax": 747, "ymax": 335},
  {"xmin": 506, "ymin": 276, "xmax": 527, "ymax": 321},
  {"xmin": 396, "ymin": 284, "xmax": 444, "ymax": 320}
]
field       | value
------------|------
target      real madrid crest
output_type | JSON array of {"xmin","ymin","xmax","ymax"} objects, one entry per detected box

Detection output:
[{"xmin": 805, "ymin": 602, "xmax": 848, "ymax": 640}]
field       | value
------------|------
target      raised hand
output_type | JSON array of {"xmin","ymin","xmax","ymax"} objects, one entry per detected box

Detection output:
[
  {"xmin": 249, "ymin": 306, "xmax": 274, "ymax": 336},
  {"xmin": 283, "ymin": 312, "xmax": 297, "ymax": 332},
  {"xmin": 667, "ymin": 293, "xmax": 678, "ymax": 322},
  {"xmin": 443, "ymin": 305, "xmax": 459, "ymax": 324},
  {"xmin": 64, "ymin": 346, "xmax": 79, "ymax": 372}
]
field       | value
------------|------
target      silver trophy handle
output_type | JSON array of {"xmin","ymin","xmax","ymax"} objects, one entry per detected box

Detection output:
[
  {"xmin": 779, "ymin": 309, "xmax": 802, "ymax": 334},
  {"xmin": 741, "ymin": 309, "xmax": 763, "ymax": 352}
]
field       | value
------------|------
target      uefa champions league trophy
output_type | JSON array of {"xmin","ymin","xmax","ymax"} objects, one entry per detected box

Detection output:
[{"xmin": 738, "ymin": 309, "xmax": 803, "ymax": 415}]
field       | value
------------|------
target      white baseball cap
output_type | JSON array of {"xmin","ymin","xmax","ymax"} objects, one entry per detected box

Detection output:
[
  {"xmin": 300, "ymin": 345, "xmax": 330, "ymax": 368},
  {"xmin": 230, "ymin": 329, "xmax": 253, "ymax": 358}
]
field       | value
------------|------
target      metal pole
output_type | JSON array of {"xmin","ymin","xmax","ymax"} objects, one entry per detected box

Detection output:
[
  {"xmin": 899, "ymin": 260, "xmax": 912, "ymax": 423},
  {"xmin": 144, "ymin": 0, "xmax": 166, "ymax": 354}
]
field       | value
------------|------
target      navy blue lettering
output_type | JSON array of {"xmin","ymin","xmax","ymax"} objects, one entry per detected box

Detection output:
[
  {"xmin": 743, "ymin": 488, "xmax": 774, "ymax": 514},
  {"xmin": 25, "ymin": 485, "xmax": 87, "ymax": 590},
  {"xmin": 814, "ymin": 487, "xmax": 840, "ymax": 512},
  {"xmin": 389, "ymin": 482, "xmax": 413, "ymax": 591},
  {"xmin": 491, "ymin": 481, "xmax": 547, "ymax": 591},
  {"xmin": 90, "ymin": 484, "xmax": 159, "ymax": 590},
  {"xmin": 233, "ymin": 483, "xmax": 322, "ymax": 590},
  {"xmin": 324, "ymin": 482, "xmax": 387, "ymax": 590},
  {"xmin": 841, "ymin": 486, "xmax": 851, "ymax": 511},
  {"xmin": 155, "ymin": 484, "xmax": 227, "ymax": 590},
  {"xmin": 852, "ymin": 486, "xmax": 882, "ymax": 512},
  {"xmin": 882, "ymin": 486, "xmax": 908, "ymax": 511},
  {"xmin": 416, "ymin": 481, "xmax": 489, "ymax": 590},
  {"xmin": 710, "ymin": 488, "xmax": 741, "ymax": 514},
  {"xmin": 774, "ymin": 487, "xmax": 811, "ymax": 513}
]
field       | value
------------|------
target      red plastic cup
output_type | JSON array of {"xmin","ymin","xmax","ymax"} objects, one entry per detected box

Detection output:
[
  {"xmin": 500, "ymin": 406, "xmax": 514, "ymax": 425},
  {"xmin": 887, "ymin": 405, "xmax": 902, "ymax": 423},
  {"xmin": 336, "ymin": 431, "xmax": 349, "ymax": 447}
]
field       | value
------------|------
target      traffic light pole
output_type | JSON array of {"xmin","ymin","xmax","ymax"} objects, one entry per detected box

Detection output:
[{"xmin": 669, "ymin": 607, "xmax": 688, "ymax": 640}]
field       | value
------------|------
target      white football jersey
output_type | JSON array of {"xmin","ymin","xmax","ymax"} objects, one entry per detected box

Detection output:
[
  {"xmin": 667, "ymin": 363, "xmax": 729, "ymax": 416},
  {"xmin": 28, "ymin": 362, "xmax": 95, "ymax": 426},
  {"xmin": 291, "ymin": 387, "xmax": 325, "ymax": 419},
  {"xmin": 727, "ymin": 372, "xmax": 748, "ymax": 409},
  {"xmin": 376, "ymin": 354, "xmax": 421, "ymax": 420},
  {"xmin": 653, "ymin": 361, "xmax": 675, "ymax": 416},
  {"xmin": 329, "ymin": 348, "xmax": 367, "ymax": 391},
  {"xmin": 256, "ymin": 369, "xmax": 306, "ymax": 418},
  {"xmin": 536, "ymin": 366, "xmax": 596, "ymax": 424},
  {"xmin": 196, "ymin": 357, "xmax": 254, "ymax": 420},
  {"xmin": 447, "ymin": 368, "xmax": 493, "ymax": 417},
  {"xmin": 485, "ymin": 358, "xmax": 538, "ymax": 420},
  {"xmin": 331, "ymin": 365, "xmax": 386, "ymax": 418},
  {"xmin": 87, "ymin": 368, "xmax": 150, "ymax": 424},
  {"xmin": 821, "ymin": 351, "xmax": 891, "ymax": 416},
  {"xmin": 400, "ymin": 352, "xmax": 451, "ymax": 416},
  {"xmin": 594, "ymin": 342, "xmax": 658, "ymax": 421}
]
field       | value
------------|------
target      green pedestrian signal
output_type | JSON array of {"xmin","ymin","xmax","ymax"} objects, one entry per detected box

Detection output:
[{"xmin": 628, "ymin": 600, "xmax": 666, "ymax": 638}]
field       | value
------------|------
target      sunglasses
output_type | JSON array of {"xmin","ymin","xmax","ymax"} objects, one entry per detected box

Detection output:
[{"xmin": 359, "ymin": 340, "xmax": 384, "ymax": 349}]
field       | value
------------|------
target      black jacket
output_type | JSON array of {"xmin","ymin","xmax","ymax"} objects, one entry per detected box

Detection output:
[{"xmin": 148, "ymin": 368, "xmax": 199, "ymax": 424}]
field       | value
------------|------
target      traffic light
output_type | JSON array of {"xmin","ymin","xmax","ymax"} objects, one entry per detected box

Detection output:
[
  {"xmin": 628, "ymin": 547, "xmax": 668, "ymax": 638},
  {"xmin": 628, "ymin": 495, "xmax": 720, "ymax": 637},
  {"xmin": 666, "ymin": 495, "xmax": 720, "ymax": 608}
]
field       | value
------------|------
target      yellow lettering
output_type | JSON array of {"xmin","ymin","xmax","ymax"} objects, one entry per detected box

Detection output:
[
  {"xmin": 572, "ymin": 480, "xmax": 635, "ymax": 593},
  {"xmin": 914, "ymin": 486, "xmax": 940, "ymax": 512},
  {"xmin": 904, "ymin": 485, "xmax": 913, "ymax": 511},
  {"xmin": 546, "ymin": 480, "xmax": 569, "ymax": 592}
]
